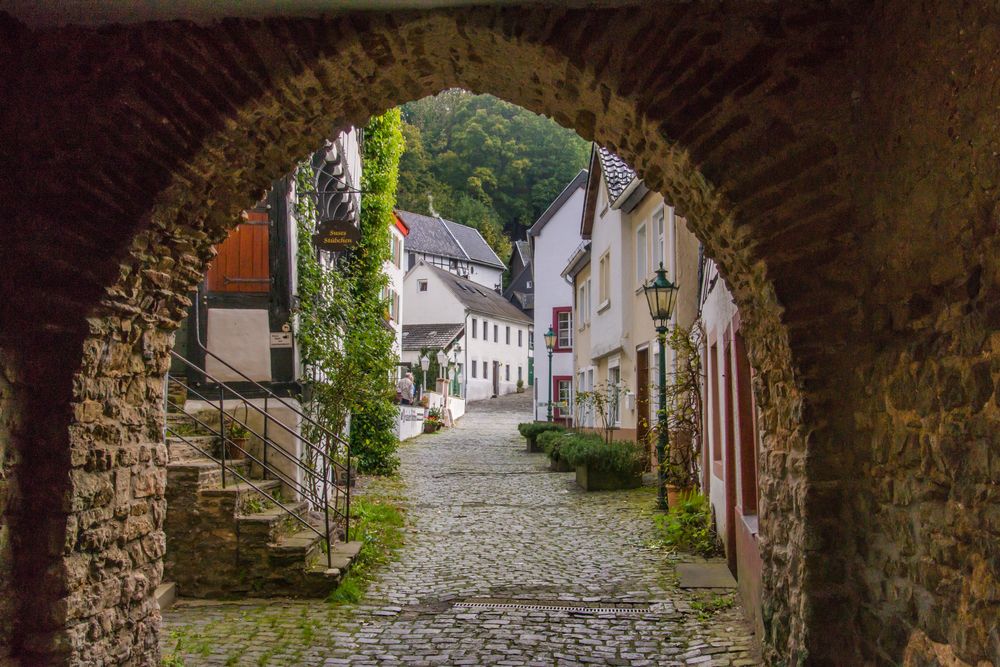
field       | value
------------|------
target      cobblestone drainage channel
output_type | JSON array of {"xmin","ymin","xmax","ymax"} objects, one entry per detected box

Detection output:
[{"xmin": 453, "ymin": 598, "xmax": 653, "ymax": 617}]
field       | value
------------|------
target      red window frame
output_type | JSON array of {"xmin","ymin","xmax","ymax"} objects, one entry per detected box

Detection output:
[
  {"xmin": 552, "ymin": 307, "xmax": 573, "ymax": 352},
  {"xmin": 552, "ymin": 375, "xmax": 573, "ymax": 421}
]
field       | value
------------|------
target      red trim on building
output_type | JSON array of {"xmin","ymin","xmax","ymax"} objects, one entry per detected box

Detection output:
[
  {"xmin": 552, "ymin": 375, "xmax": 573, "ymax": 422},
  {"xmin": 551, "ymin": 306, "xmax": 573, "ymax": 352},
  {"xmin": 393, "ymin": 212, "xmax": 410, "ymax": 236}
]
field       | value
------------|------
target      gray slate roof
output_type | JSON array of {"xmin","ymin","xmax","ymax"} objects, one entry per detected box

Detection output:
[
  {"xmin": 514, "ymin": 240, "xmax": 531, "ymax": 266},
  {"xmin": 426, "ymin": 264, "xmax": 532, "ymax": 324},
  {"xmin": 396, "ymin": 210, "xmax": 505, "ymax": 269},
  {"xmin": 401, "ymin": 323, "xmax": 465, "ymax": 351},
  {"xmin": 596, "ymin": 147, "xmax": 636, "ymax": 202}
]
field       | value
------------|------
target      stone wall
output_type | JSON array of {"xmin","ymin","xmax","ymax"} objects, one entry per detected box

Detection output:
[
  {"xmin": 0, "ymin": 352, "xmax": 17, "ymax": 662},
  {"xmin": 0, "ymin": 2, "xmax": 997, "ymax": 665}
]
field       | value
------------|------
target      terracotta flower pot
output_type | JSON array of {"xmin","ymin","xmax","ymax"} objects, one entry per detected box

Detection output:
[
  {"xmin": 227, "ymin": 437, "xmax": 248, "ymax": 460},
  {"xmin": 667, "ymin": 485, "xmax": 692, "ymax": 508}
]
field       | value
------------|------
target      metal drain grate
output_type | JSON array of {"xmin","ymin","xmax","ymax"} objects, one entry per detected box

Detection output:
[{"xmin": 454, "ymin": 599, "xmax": 650, "ymax": 616}]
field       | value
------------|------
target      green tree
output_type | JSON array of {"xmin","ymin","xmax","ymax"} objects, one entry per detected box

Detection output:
[
  {"xmin": 397, "ymin": 90, "xmax": 589, "ymax": 264},
  {"xmin": 295, "ymin": 109, "xmax": 406, "ymax": 476}
]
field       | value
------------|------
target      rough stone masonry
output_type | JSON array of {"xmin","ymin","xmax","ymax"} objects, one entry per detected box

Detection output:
[{"xmin": 0, "ymin": 2, "xmax": 998, "ymax": 665}]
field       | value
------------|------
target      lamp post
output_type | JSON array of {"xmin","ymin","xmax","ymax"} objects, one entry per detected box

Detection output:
[
  {"xmin": 543, "ymin": 326, "xmax": 556, "ymax": 422},
  {"xmin": 436, "ymin": 348, "xmax": 449, "ymax": 381},
  {"xmin": 419, "ymin": 354, "xmax": 430, "ymax": 397},
  {"xmin": 451, "ymin": 344, "xmax": 462, "ymax": 394},
  {"xmin": 643, "ymin": 263, "xmax": 679, "ymax": 511}
]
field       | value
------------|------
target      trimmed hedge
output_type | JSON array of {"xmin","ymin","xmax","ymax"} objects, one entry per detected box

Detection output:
[
  {"xmin": 517, "ymin": 422, "xmax": 565, "ymax": 439},
  {"xmin": 537, "ymin": 429, "xmax": 576, "ymax": 460},
  {"xmin": 559, "ymin": 437, "xmax": 645, "ymax": 476}
]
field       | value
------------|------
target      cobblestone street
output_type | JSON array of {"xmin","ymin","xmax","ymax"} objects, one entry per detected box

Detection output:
[{"xmin": 161, "ymin": 393, "xmax": 758, "ymax": 665}]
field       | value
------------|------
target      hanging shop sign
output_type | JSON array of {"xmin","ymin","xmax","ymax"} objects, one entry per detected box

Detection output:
[{"xmin": 313, "ymin": 218, "xmax": 361, "ymax": 251}]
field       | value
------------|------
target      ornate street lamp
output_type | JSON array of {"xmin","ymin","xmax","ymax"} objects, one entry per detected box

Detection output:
[
  {"xmin": 436, "ymin": 348, "xmax": 449, "ymax": 380},
  {"xmin": 419, "ymin": 354, "xmax": 430, "ymax": 396},
  {"xmin": 643, "ymin": 263, "xmax": 679, "ymax": 511},
  {"xmin": 543, "ymin": 326, "xmax": 557, "ymax": 422}
]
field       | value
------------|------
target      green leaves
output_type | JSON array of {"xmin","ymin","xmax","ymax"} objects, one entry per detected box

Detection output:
[
  {"xmin": 397, "ymin": 91, "xmax": 589, "ymax": 263},
  {"xmin": 295, "ymin": 110, "xmax": 406, "ymax": 476}
]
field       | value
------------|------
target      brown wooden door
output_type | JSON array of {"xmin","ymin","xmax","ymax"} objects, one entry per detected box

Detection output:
[
  {"xmin": 636, "ymin": 347, "xmax": 651, "ymax": 464},
  {"xmin": 205, "ymin": 211, "xmax": 270, "ymax": 293}
]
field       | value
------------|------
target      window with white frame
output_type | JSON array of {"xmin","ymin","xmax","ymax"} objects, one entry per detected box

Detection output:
[
  {"xmin": 653, "ymin": 208, "xmax": 665, "ymax": 271},
  {"xmin": 578, "ymin": 283, "xmax": 587, "ymax": 330},
  {"xmin": 556, "ymin": 309, "xmax": 573, "ymax": 349},
  {"xmin": 636, "ymin": 223, "xmax": 647, "ymax": 284},
  {"xmin": 598, "ymin": 252, "xmax": 610, "ymax": 306},
  {"xmin": 418, "ymin": 279, "xmax": 428, "ymax": 292},
  {"xmin": 585, "ymin": 279, "xmax": 592, "ymax": 323},
  {"xmin": 471, "ymin": 318, "xmax": 478, "ymax": 339},
  {"xmin": 471, "ymin": 360, "xmax": 478, "ymax": 378},
  {"xmin": 608, "ymin": 363, "xmax": 622, "ymax": 427},
  {"xmin": 518, "ymin": 329, "xmax": 523, "ymax": 347},
  {"xmin": 505, "ymin": 326, "xmax": 510, "ymax": 345}
]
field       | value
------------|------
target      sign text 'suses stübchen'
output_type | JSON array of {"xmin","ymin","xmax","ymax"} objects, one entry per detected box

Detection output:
[{"xmin": 313, "ymin": 219, "xmax": 361, "ymax": 251}]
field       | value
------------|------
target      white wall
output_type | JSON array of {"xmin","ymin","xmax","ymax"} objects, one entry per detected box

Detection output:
[
  {"xmin": 395, "ymin": 405, "xmax": 425, "ymax": 441},
  {"xmin": 700, "ymin": 259, "xmax": 739, "ymax": 541},
  {"xmin": 406, "ymin": 251, "xmax": 503, "ymax": 290},
  {"xmin": 588, "ymin": 181, "xmax": 627, "ymax": 360},
  {"xmin": 401, "ymin": 263, "xmax": 468, "ymax": 325},
  {"xmin": 385, "ymin": 222, "xmax": 406, "ymax": 364},
  {"xmin": 464, "ymin": 311, "xmax": 532, "ymax": 401},
  {"xmin": 531, "ymin": 185, "xmax": 585, "ymax": 421}
]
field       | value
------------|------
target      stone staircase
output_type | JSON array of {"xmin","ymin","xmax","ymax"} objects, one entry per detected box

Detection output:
[{"xmin": 162, "ymin": 393, "xmax": 361, "ymax": 601}]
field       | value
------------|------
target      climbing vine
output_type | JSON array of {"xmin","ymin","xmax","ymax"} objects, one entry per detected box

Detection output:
[{"xmin": 295, "ymin": 109, "xmax": 405, "ymax": 475}]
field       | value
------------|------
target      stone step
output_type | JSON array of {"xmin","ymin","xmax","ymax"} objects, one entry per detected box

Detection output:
[
  {"xmin": 166, "ymin": 435, "xmax": 217, "ymax": 462},
  {"xmin": 167, "ymin": 458, "xmax": 250, "ymax": 490},
  {"xmin": 201, "ymin": 478, "xmax": 281, "ymax": 497},
  {"xmin": 155, "ymin": 582, "xmax": 177, "ymax": 611},
  {"xmin": 237, "ymin": 501, "xmax": 310, "ymax": 544},
  {"xmin": 269, "ymin": 527, "xmax": 324, "ymax": 567}
]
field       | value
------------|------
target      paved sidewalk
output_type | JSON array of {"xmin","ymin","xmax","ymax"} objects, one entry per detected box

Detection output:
[{"xmin": 160, "ymin": 392, "xmax": 758, "ymax": 665}]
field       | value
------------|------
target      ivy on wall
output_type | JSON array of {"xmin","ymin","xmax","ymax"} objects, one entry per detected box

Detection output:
[{"xmin": 294, "ymin": 109, "xmax": 405, "ymax": 475}]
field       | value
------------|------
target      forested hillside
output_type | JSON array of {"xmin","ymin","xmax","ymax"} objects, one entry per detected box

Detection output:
[{"xmin": 397, "ymin": 90, "xmax": 590, "ymax": 265}]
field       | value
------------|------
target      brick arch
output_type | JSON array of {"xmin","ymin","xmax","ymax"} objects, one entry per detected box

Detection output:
[{"xmin": 2, "ymin": 3, "xmax": 999, "ymax": 666}]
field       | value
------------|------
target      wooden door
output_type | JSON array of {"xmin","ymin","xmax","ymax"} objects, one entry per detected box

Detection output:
[
  {"xmin": 636, "ymin": 347, "xmax": 651, "ymax": 465},
  {"xmin": 492, "ymin": 361, "xmax": 500, "ymax": 397},
  {"xmin": 205, "ymin": 211, "xmax": 270, "ymax": 293}
]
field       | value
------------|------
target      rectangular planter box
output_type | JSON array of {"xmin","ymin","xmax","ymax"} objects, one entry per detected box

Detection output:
[
  {"xmin": 549, "ymin": 457, "xmax": 573, "ymax": 472},
  {"xmin": 526, "ymin": 436, "xmax": 544, "ymax": 453},
  {"xmin": 575, "ymin": 464, "xmax": 642, "ymax": 491}
]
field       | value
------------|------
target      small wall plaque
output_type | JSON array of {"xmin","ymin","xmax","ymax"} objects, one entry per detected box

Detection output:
[{"xmin": 269, "ymin": 332, "xmax": 293, "ymax": 348}]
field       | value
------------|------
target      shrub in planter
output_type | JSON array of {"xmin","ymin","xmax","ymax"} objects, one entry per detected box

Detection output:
[
  {"xmin": 560, "ymin": 437, "xmax": 644, "ymax": 491},
  {"xmin": 517, "ymin": 422, "xmax": 563, "ymax": 453},
  {"xmin": 538, "ymin": 430, "xmax": 575, "ymax": 471}
]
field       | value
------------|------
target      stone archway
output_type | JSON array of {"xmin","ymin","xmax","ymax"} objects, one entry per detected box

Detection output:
[{"xmin": 1, "ymin": 3, "xmax": 999, "ymax": 665}]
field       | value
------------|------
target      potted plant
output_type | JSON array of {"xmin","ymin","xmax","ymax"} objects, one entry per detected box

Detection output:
[
  {"xmin": 423, "ymin": 407, "xmax": 444, "ymax": 433},
  {"xmin": 224, "ymin": 415, "xmax": 250, "ymax": 460},
  {"xmin": 516, "ymin": 379, "xmax": 525, "ymax": 394},
  {"xmin": 517, "ymin": 421, "xmax": 563, "ymax": 453},
  {"xmin": 560, "ymin": 435, "xmax": 644, "ymax": 491}
]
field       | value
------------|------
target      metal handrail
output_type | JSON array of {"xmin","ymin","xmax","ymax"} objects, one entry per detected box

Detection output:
[
  {"xmin": 165, "ymin": 396, "xmax": 346, "ymax": 523},
  {"xmin": 167, "ymin": 380, "xmax": 343, "ymax": 499},
  {"xmin": 170, "ymin": 352, "xmax": 350, "ymax": 480},
  {"xmin": 166, "ymin": 346, "xmax": 355, "ymax": 566},
  {"xmin": 165, "ymin": 428, "xmax": 333, "ymax": 565},
  {"xmin": 190, "ymin": 305, "xmax": 352, "ymax": 453}
]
